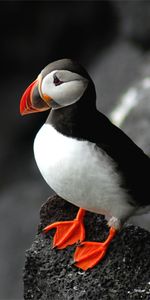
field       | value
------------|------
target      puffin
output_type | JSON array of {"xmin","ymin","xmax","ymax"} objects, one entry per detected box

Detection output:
[{"xmin": 20, "ymin": 58, "xmax": 150, "ymax": 271}]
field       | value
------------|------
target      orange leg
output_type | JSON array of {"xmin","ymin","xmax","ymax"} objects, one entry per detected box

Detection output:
[
  {"xmin": 43, "ymin": 208, "xmax": 86, "ymax": 249},
  {"xmin": 74, "ymin": 227, "xmax": 117, "ymax": 271}
]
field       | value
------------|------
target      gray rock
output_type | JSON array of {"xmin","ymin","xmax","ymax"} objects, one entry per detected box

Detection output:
[{"xmin": 24, "ymin": 195, "xmax": 150, "ymax": 300}]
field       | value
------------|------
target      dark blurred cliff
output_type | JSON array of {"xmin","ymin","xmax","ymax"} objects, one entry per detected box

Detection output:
[{"xmin": 0, "ymin": 1, "xmax": 150, "ymax": 299}]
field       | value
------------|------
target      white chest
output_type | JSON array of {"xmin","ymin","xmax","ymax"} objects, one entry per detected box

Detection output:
[{"xmin": 34, "ymin": 124, "xmax": 132, "ymax": 219}]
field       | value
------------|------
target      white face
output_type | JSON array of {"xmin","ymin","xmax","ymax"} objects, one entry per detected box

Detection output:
[{"xmin": 40, "ymin": 70, "xmax": 88, "ymax": 108}]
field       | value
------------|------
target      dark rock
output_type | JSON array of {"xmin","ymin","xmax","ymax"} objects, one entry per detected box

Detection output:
[{"xmin": 24, "ymin": 195, "xmax": 150, "ymax": 300}]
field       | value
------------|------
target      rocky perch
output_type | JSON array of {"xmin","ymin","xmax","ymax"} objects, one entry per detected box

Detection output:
[{"xmin": 24, "ymin": 195, "xmax": 150, "ymax": 300}]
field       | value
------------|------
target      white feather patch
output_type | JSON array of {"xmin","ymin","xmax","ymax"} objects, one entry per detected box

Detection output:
[
  {"xmin": 41, "ymin": 70, "xmax": 88, "ymax": 107},
  {"xmin": 34, "ymin": 124, "xmax": 134, "ymax": 222}
]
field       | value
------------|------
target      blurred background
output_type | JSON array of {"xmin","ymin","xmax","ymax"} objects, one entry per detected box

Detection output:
[{"xmin": 0, "ymin": 1, "xmax": 150, "ymax": 299}]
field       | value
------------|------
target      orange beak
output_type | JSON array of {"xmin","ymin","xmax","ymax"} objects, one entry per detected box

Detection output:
[{"xmin": 20, "ymin": 78, "xmax": 51, "ymax": 115}]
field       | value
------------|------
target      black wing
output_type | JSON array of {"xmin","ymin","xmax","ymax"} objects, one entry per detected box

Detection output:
[{"xmin": 92, "ymin": 111, "xmax": 150, "ymax": 207}]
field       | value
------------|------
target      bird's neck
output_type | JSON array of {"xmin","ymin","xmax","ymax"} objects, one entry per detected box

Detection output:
[{"xmin": 46, "ymin": 97, "xmax": 97, "ymax": 140}]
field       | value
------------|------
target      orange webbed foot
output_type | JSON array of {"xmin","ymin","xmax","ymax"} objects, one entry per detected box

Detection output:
[
  {"xmin": 74, "ymin": 227, "xmax": 117, "ymax": 271},
  {"xmin": 43, "ymin": 208, "xmax": 86, "ymax": 249}
]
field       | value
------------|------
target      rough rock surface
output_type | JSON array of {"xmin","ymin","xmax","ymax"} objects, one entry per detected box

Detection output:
[{"xmin": 24, "ymin": 195, "xmax": 150, "ymax": 300}]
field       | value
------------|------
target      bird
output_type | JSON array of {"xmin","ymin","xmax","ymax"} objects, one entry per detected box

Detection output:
[{"xmin": 20, "ymin": 58, "xmax": 150, "ymax": 271}]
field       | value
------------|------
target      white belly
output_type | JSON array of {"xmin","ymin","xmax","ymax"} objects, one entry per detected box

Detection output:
[{"xmin": 34, "ymin": 124, "xmax": 133, "ymax": 219}]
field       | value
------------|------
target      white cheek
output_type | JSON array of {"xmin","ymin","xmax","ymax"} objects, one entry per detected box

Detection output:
[
  {"xmin": 41, "ymin": 73, "xmax": 54, "ymax": 97},
  {"xmin": 53, "ymin": 80, "xmax": 87, "ymax": 106},
  {"xmin": 41, "ymin": 73, "xmax": 88, "ymax": 107}
]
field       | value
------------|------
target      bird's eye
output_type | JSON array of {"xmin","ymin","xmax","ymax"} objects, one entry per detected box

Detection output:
[{"xmin": 53, "ymin": 74, "xmax": 63, "ymax": 86}]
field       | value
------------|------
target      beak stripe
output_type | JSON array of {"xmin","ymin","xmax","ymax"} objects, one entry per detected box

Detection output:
[{"xmin": 20, "ymin": 78, "xmax": 50, "ymax": 115}]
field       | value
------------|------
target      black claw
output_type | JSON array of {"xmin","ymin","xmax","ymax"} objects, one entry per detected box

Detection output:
[
  {"xmin": 70, "ymin": 259, "xmax": 76, "ymax": 266},
  {"xmin": 51, "ymin": 243, "xmax": 56, "ymax": 250},
  {"xmin": 76, "ymin": 241, "xmax": 81, "ymax": 246},
  {"xmin": 76, "ymin": 242, "xmax": 84, "ymax": 247}
]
